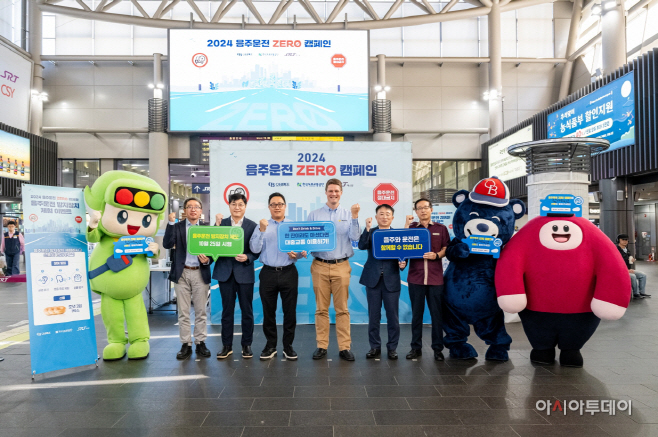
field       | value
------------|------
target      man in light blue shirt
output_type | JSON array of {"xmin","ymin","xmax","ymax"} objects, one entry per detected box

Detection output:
[
  {"xmin": 249, "ymin": 192, "xmax": 306, "ymax": 361},
  {"xmin": 307, "ymin": 178, "xmax": 361, "ymax": 362}
]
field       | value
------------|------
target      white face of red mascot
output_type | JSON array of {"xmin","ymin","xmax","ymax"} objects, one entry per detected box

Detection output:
[{"xmin": 538, "ymin": 220, "xmax": 584, "ymax": 251}]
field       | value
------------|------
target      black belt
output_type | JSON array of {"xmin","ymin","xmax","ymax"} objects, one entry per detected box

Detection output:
[
  {"xmin": 262, "ymin": 264, "xmax": 295, "ymax": 271},
  {"xmin": 315, "ymin": 257, "xmax": 348, "ymax": 264}
]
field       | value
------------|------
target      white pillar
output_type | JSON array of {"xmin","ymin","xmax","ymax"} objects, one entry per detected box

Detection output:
[
  {"xmin": 601, "ymin": 0, "xmax": 627, "ymax": 74},
  {"xmin": 487, "ymin": 0, "xmax": 504, "ymax": 138},
  {"xmin": 526, "ymin": 172, "xmax": 591, "ymax": 219},
  {"xmin": 373, "ymin": 54, "xmax": 391, "ymax": 142},
  {"xmin": 149, "ymin": 53, "xmax": 169, "ymax": 257},
  {"xmin": 29, "ymin": 0, "xmax": 44, "ymax": 136}
]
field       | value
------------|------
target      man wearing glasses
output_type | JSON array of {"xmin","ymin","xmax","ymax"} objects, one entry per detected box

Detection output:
[
  {"xmin": 307, "ymin": 178, "xmax": 361, "ymax": 361},
  {"xmin": 249, "ymin": 193, "xmax": 306, "ymax": 361},
  {"xmin": 163, "ymin": 197, "xmax": 214, "ymax": 360},
  {"xmin": 403, "ymin": 198, "xmax": 450, "ymax": 361},
  {"xmin": 213, "ymin": 193, "xmax": 260, "ymax": 360}
]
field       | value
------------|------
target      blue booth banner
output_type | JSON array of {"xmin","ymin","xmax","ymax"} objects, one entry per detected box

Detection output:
[
  {"xmin": 210, "ymin": 141, "xmax": 415, "ymax": 324},
  {"xmin": 114, "ymin": 236, "xmax": 155, "ymax": 258},
  {"xmin": 547, "ymin": 71, "xmax": 635, "ymax": 152},
  {"xmin": 465, "ymin": 235, "xmax": 503, "ymax": 259},
  {"xmin": 540, "ymin": 194, "xmax": 583, "ymax": 217},
  {"xmin": 372, "ymin": 228, "xmax": 431, "ymax": 261},
  {"xmin": 23, "ymin": 184, "xmax": 98, "ymax": 376},
  {"xmin": 277, "ymin": 221, "xmax": 336, "ymax": 252}
]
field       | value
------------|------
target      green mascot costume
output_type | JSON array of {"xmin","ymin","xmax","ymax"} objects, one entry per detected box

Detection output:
[{"xmin": 84, "ymin": 171, "xmax": 167, "ymax": 361}]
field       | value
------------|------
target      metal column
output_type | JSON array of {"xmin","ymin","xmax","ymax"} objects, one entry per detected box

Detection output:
[
  {"xmin": 487, "ymin": 0, "xmax": 504, "ymax": 138},
  {"xmin": 29, "ymin": 0, "xmax": 44, "ymax": 136}
]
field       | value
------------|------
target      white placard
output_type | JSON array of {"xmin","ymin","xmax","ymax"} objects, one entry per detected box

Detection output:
[
  {"xmin": 0, "ymin": 41, "xmax": 33, "ymax": 132},
  {"xmin": 487, "ymin": 125, "xmax": 533, "ymax": 181}
]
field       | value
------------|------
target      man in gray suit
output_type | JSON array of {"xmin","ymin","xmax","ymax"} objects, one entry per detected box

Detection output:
[{"xmin": 213, "ymin": 193, "xmax": 260, "ymax": 359}]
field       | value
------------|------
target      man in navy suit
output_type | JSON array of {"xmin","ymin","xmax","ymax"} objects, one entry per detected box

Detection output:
[
  {"xmin": 213, "ymin": 193, "xmax": 260, "ymax": 360},
  {"xmin": 163, "ymin": 197, "xmax": 214, "ymax": 360},
  {"xmin": 358, "ymin": 204, "xmax": 406, "ymax": 360}
]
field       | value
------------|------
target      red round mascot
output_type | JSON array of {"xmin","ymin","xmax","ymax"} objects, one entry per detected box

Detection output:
[{"xmin": 495, "ymin": 215, "xmax": 630, "ymax": 367}]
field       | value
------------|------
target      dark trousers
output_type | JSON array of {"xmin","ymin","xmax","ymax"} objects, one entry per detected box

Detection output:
[
  {"xmin": 259, "ymin": 265, "xmax": 298, "ymax": 349},
  {"xmin": 219, "ymin": 273, "xmax": 254, "ymax": 347},
  {"xmin": 408, "ymin": 283, "xmax": 443, "ymax": 352},
  {"xmin": 519, "ymin": 309, "xmax": 600, "ymax": 351},
  {"xmin": 6, "ymin": 253, "xmax": 20, "ymax": 275},
  {"xmin": 366, "ymin": 276, "xmax": 400, "ymax": 351}
]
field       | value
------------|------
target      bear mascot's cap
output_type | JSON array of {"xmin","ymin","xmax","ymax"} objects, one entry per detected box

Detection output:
[{"xmin": 469, "ymin": 177, "xmax": 509, "ymax": 207}]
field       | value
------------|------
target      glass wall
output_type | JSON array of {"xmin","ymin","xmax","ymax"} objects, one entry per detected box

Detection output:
[
  {"xmin": 59, "ymin": 159, "xmax": 100, "ymax": 188},
  {"xmin": 413, "ymin": 160, "xmax": 481, "ymax": 202},
  {"xmin": 117, "ymin": 159, "xmax": 149, "ymax": 177}
]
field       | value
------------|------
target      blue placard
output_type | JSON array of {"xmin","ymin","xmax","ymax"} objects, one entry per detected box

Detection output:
[
  {"xmin": 540, "ymin": 194, "xmax": 584, "ymax": 217},
  {"xmin": 113, "ymin": 236, "xmax": 155, "ymax": 258},
  {"xmin": 192, "ymin": 183, "xmax": 210, "ymax": 194},
  {"xmin": 277, "ymin": 221, "xmax": 336, "ymax": 252},
  {"xmin": 23, "ymin": 184, "xmax": 98, "ymax": 376},
  {"xmin": 547, "ymin": 72, "xmax": 635, "ymax": 152},
  {"xmin": 464, "ymin": 235, "xmax": 503, "ymax": 259},
  {"xmin": 372, "ymin": 228, "xmax": 431, "ymax": 261}
]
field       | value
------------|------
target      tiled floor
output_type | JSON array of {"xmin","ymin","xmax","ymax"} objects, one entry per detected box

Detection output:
[{"xmin": 1, "ymin": 263, "xmax": 657, "ymax": 436}]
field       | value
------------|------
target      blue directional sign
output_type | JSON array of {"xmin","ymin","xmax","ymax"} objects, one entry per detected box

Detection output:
[
  {"xmin": 540, "ymin": 194, "xmax": 584, "ymax": 217},
  {"xmin": 113, "ymin": 236, "xmax": 155, "ymax": 258},
  {"xmin": 465, "ymin": 235, "xmax": 503, "ymax": 259},
  {"xmin": 278, "ymin": 221, "xmax": 336, "ymax": 252},
  {"xmin": 192, "ymin": 184, "xmax": 210, "ymax": 194},
  {"xmin": 372, "ymin": 228, "xmax": 431, "ymax": 261}
]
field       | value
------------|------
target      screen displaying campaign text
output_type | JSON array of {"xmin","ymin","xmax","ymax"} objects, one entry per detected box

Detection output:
[{"xmin": 168, "ymin": 30, "xmax": 370, "ymax": 133}]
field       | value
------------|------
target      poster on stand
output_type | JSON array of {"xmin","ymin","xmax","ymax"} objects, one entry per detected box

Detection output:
[
  {"xmin": 23, "ymin": 185, "xmax": 97, "ymax": 376},
  {"xmin": 209, "ymin": 141, "xmax": 416, "ymax": 324}
]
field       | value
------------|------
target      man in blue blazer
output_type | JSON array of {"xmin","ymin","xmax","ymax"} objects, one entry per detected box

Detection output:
[
  {"xmin": 213, "ymin": 193, "xmax": 260, "ymax": 360},
  {"xmin": 358, "ymin": 204, "xmax": 407, "ymax": 360},
  {"xmin": 163, "ymin": 197, "xmax": 214, "ymax": 360}
]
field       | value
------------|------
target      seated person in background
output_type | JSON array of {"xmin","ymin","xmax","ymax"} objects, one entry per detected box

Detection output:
[{"xmin": 617, "ymin": 234, "xmax": 650, "ymax": 299}]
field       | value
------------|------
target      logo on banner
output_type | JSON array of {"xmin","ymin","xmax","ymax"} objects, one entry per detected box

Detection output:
[
  {"xmin": 29, "ymin": 213, "xmax": 38, "ymax": 222},
  {"xmin": 75, "ymin": 216, "xmax": 83, "ymax": 223},
  {"xmin": 373, "ymin": 183, "xmax": 399, "ymax": 206},
  {"xmin": 192, "ymin": 53, "xmax": 208, "ymax": 68},
  {"xmin": 223, "ymin": 182, "xmax": 250, "ymax": 204},
  {"xmin": 331, "ymin": 54, "xmax": 346, "ymax": 68}
]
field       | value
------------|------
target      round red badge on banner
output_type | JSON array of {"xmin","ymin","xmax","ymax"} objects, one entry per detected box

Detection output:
[{"xmin": 373, "ymin": 183, "xmax": 399, "ymax": 207}]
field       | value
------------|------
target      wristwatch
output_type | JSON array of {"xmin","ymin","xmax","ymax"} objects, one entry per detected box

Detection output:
[{"xmin": 435, "ymin": 252, "xmax": 440, "ymax": 260}]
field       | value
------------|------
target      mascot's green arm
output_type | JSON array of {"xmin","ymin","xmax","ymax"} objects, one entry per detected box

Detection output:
[{"xmin": 87, "ymin": 227, "xmax": 102, "ymax": 243}]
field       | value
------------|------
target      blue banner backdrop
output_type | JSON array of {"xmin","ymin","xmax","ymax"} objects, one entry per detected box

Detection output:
[
  {"xmin": 209, "ymin": 141, "xmax": 436, "ymax": 324},
  {"xmin": 547, "ymin": 71, "xmax": 635, "ymax": 152},
  {"xmin": 23, "ymin": 184, "xmax": 98, "ymax": 376}
]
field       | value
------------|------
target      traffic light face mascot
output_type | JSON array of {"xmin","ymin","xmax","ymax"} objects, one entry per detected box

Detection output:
[
  {"xmin": 84, "ymin": 171, "xmax": 167, "ymax": 360},
  {"xmin": 495, "ymin": 215, "xmax": 630, "ymax": 367},
  {"xmin": 443, "ymin": 177, "xmax": 525, "ymax": 362}
]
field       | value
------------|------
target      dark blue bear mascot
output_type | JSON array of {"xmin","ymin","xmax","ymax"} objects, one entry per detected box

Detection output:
[{"xmin": 443, "ymin": 177, "xmax": 526, "ymax": 361}]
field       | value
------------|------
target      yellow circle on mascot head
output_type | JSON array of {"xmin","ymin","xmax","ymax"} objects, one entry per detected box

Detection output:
[{"xmin": 134, "ymin": 191, "xmax": 150, "ymax": 207}]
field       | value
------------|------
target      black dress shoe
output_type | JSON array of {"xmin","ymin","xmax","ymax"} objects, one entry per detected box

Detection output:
[
  {"xmin": 242, "ymin": 345, "xmax": 253, "ymax": 359},
  {"xmin": 434, "ymin": 351, "xmax": 445, "ymax": 361},
  {"xmin": 260, "ymin": 347, "xmax": 277, "ymax": 360},
  {"xmin": 406, "ymin": 349, "xmax": 422, "ymax": 359},
  {"xmin": 217, "ymin": 345, "xmax": 233, "ymax": 359},
  {"xmin": 196, "ymin": 341, "xmax": 211, "ymax": 358},
  {"xmin": 283, "ymin": 346, "xmax": 298, "ymax": 361},
  {"xmin": 641, "ymin": 293, "xmax": 652, "ymax": 297},
  {"xmin": 313, "ymin": 348, "xmax": 327, "ymax": 360},
  {"xmin": 176, "ymin": 344, "xmax": 192, "ymax": 360},
  {"xmin": 388, "ymin": 350, "xmax": 398, "ymax": 360},
  {"xmin": 366, "ymin": 348, "xmax": 381, "ymax": 359},
  {"xmin": 339, "ymin": 349, "xmax": 355, "ymax": 361}
]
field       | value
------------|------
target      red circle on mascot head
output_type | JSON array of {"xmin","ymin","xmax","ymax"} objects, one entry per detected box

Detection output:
[{"xmin": 116, "ymin": 188, "xmax": 134, "ymax": 205}]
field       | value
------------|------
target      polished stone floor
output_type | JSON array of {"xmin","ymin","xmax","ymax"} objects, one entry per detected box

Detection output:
[{"xmin": 1, "ymin": 262, "xmax": 657, "ymax": 437}]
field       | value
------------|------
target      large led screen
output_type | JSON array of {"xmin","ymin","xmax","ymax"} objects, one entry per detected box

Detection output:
[
  {"xmin": 487, "ymin": 125, "xmax": 532, "ymax": 181},
  {"xmin": 0, "ymin": 130, "xmax": 30, "ymax": 182},
  {"xmin": 168, "ymin": 30, "xmax": 370, "ymax": 133},
  {"xmin": 547, "ymin": 72, "xmax": 635, "ymax": 152}
]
